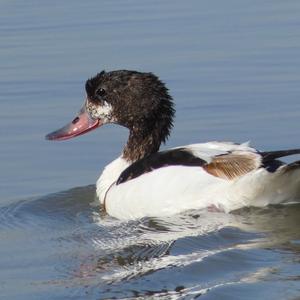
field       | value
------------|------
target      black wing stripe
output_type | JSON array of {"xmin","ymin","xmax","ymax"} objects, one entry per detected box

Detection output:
[
  {"xmin": 117, "ymin": 148, "xmax": 206, "ymax": 185},
  {"xmin": 261, "ymin": 149, "xmax": 300, "ymax": 172},
  {"xmin": 261, "ymin": 149, "xmax": 300, "ymax": 161}
]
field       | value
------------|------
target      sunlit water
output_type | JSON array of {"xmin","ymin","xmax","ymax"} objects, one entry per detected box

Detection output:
[{"xmin": 1, "ymin": 1, "xmax": 300, "ymax": 299}]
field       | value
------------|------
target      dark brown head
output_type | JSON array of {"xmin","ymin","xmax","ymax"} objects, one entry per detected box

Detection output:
[{"xmin": 46, "ymin": 70, "xmax": 175, "ymax": 160}]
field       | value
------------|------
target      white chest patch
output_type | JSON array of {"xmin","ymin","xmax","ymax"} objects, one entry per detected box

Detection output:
[{"xmin": 86, "ymin": 101, "xmax": 114, "ymax": 123}]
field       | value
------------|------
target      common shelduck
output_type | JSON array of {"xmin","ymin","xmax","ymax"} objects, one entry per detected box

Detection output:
[{"xmin": 46, "ymin": 70, "xmax": 300, "ymax": 219}]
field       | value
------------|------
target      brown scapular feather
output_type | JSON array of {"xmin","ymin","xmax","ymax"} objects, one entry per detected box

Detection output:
[{"xmin": 203, "ymin": 152, "xmax": 261, "ymax": 180}]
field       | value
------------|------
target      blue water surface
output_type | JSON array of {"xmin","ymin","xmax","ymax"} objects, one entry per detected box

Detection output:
[{"xmin": 0, "ymin": 1, "xmax": 300, "ymax": 299}]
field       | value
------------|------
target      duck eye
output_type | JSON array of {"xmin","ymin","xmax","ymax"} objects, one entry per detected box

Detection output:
[{"xmin": 96, "ymin": 88, "xmax": 106, "ymax": 97}]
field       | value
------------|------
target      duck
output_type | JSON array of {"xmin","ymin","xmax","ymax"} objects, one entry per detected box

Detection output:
[{"xmin": 46, "ymin": 70, "xmax": 300, "ymax": 220}]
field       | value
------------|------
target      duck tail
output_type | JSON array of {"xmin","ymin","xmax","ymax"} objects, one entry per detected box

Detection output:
[{"xmin": 282, "ymin": 160, "xmax": 300, "ymax": 173}]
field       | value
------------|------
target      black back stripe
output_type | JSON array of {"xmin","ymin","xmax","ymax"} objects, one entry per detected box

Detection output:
[
  {"xmin": 117, "ymin": 148, "xmax": 206, "ymax": 185},
  {"xmin": 117, "ymin": 148, "xmax": 300, "ymax": 185}
]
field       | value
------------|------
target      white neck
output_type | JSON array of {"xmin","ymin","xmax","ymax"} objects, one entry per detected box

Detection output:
[{"xmin": 96, "ymin": 156, "xmax": 130, "ymax": 204}]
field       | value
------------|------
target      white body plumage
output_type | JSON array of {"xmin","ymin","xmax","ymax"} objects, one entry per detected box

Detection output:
[{"xmin": 97, "ymin": 142, "xmax": 300, "ymax": 219}]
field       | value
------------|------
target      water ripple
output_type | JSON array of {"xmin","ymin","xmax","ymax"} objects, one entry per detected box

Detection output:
[{"xmin": 0, "ymin": 186, "xmax": 300, "ymax": 299}]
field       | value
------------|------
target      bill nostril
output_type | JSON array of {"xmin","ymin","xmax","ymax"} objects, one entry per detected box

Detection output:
[{"xmin": 72, "ymin": 117, "xmax": 80, "ymax": 124}]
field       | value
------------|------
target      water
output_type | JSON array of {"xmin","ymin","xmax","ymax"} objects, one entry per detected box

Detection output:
[{"xmin": 1, "ymin": 0, "xmax": 300, "ymax": 299}]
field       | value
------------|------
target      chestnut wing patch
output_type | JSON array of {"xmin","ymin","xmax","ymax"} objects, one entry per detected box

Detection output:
[
  {"xmin": 203, "ymin": 152, "xmax": 261, "ymax": 180},
  {"xmin": 210, "ymin": 148, "xmax": 300, "ymax": 178},
  {"xmin": 117, "ymin": 148, "xmax": 206, "ymax": 184}
]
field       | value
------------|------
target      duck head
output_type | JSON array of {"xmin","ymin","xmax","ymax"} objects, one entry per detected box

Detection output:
[{"xmin": 46, "ymin": 70, "xmax": 174, "ymax": 161}]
